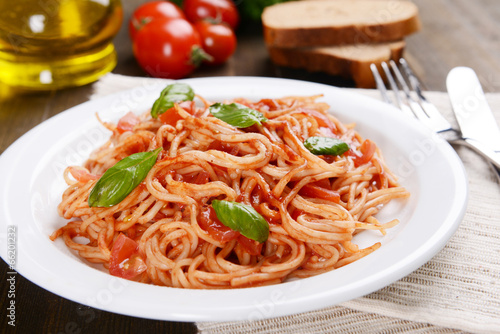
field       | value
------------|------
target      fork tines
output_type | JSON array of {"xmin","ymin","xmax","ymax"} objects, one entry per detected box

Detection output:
[{"xmin": 370, "ymin": 58, "xmax": 453, "ymax": 134}]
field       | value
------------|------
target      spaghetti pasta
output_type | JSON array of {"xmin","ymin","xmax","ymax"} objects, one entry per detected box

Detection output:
[{"xmin": 51, "ymin": 86, "xmax": 409, "ymax": 289}]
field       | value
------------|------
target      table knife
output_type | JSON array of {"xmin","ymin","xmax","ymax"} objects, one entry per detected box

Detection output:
[{"xmin": 446, "ymin": 67, "xmax": 500, "ymax": 171}]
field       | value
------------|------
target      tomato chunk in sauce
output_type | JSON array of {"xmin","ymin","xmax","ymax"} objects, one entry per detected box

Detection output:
[{"xmin": 109, "ymin": 233, "xmax": 147, "ymax": 280}]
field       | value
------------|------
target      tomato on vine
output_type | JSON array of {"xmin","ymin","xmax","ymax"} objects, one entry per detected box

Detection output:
[
  {"xmin": 194, "ymin": 20, "xmax": 237, "ymax": 65},
  {"xmin": 132, "ymin": 18, "xmax": 210, "ymax": 79},
  {"xmin": 129, "ymin": 1, "xmax": 186, "ymax": 41},
  {"xmin": 183, "ymin": 0, "xmax": 240, "ymax": 30}
]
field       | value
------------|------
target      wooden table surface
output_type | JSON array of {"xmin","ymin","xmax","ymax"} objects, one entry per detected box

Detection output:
[{"xmin": 1, "ymin": 0, "xmax": 499, "ymax": 333}]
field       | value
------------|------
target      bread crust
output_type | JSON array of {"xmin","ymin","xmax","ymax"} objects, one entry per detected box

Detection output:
[
  {"xmin": 262, "ymin": 1, "xmax": 421, "ymax": 47},
  {"xmin": 267, "ymin": 41, "xmax": 405, "ymax": 88}
]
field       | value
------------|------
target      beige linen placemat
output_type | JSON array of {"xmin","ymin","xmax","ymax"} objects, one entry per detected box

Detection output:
[{"xmin": 91, "ymin": 74, "xmax": 500, "ymax": 334}]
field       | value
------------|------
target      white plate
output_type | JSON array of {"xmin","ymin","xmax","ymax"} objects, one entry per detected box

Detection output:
[{"xmin": 0, "ymin": 77, "xmax": 467, "ymax": 322}]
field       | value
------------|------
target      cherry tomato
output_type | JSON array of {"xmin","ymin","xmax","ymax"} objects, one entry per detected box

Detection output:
[
  {"xmin": 68, "ymin": 166, "xmax": 99, "ymax": 183},
  {"xmin": 129, "ymin": 1, "xmax": 186, "ymax": 41},
  {"xmin": 194, "ymin": 20, "xmax": 237, "ymax": 65},
  {"xmin": 116, "ymin": 111, "xmax": 140, "ymax": 133},
  {"xmin": 158, "ymin": 106, "xmax": 183, "ymax": 126},
  {"xmin": 237, "ymin": 235, "xmax": 263, "ymax": 256},
  {"xmin": 346, "ymin": 139, "xmax": 377, "ymax": 167},
  {"xmin": 183, "ymin": 0, "xmax": 239, "ymax": 30},
  {"xmin": 133, "ymin": 18, "xmax": 208, "ymax": 79},
  {"xmin": 198, "ymin": 206, "xmax": 240, "ymax": 243},
  {"xmin": 109, "ymin": 233, "xmax": 147, "ymax": 280},
  {"xmin": 158, "ymin": 101, "xmax": 196, "ymax": 126}
]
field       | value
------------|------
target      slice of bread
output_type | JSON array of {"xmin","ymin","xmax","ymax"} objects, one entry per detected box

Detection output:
[
  {"xmin": 262, "ymin": 0, "xmax": 420, "ymax": 48},
  {"xmin": 267, "ymin": 40, "xmax": 405, "ymax": 88}
]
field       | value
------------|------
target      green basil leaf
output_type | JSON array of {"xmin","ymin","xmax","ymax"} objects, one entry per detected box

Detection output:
[
  {"xmin": 151, "ymin": 83, "xmax": 195, "ymax": 118},
  {"xmin": 88, "ymin": 148, "xmax": 161, "ymax": 207},
  {"xmin": 212, "ymin": 200, "xmax": 269, "ymax": 243},
  {"xmin": 209, "ymin": 103, "xmax": 268, "ymax": 128},
  {"xmin": 304, "ymin": 137, "xmax": 350, "ymax": 156}
]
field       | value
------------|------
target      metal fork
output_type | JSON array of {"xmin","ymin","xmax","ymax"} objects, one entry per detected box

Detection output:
[
  {"xmin": 370, "ymin": 58, "xmax": 500, "ymax": 181},
  {"xmin": 370, "ymin": 59, "xmax": 461, "ymax": 143}
]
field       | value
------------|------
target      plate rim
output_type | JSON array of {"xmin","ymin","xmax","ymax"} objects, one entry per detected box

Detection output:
[{"xmin": 0, "ymin": 76, "xmax": 468, "ymax": 322}]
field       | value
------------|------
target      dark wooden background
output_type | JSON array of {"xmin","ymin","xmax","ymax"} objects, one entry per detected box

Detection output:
[{"xmin": 1, "ymin": 0, "xmax": 500, "ymax": 333}]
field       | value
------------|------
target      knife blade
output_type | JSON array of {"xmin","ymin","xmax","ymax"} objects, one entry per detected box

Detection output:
[
  {"xmin": 447, "ymin": 67, "xmax": 500, "ymax": 151},
  {"xmin": 446, "ymin": 67, "xmax": 500, "ymax": 170}
]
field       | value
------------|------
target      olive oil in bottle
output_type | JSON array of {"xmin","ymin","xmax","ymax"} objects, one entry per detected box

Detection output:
[{"xmin": 0, "ymin": 0, "xmax": 123, "ymax": 90}]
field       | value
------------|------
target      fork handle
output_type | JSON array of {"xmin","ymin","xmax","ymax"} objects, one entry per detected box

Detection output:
[
  {"xmin": 463, "ymin": 138, "xmax": 500, "ymax": 169},
  {"xmin": 461, "ymin": 138, "xmax": 500, "ymax": 183},
  {"xmin": 440, "ymin": 132, "xmax": 500, "ymax": 181}
]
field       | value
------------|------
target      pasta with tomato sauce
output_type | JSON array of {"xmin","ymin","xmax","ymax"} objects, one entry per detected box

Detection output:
[{"xmin": 51, "ymin": 84, "xmax": 409, "ymax": 289}]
